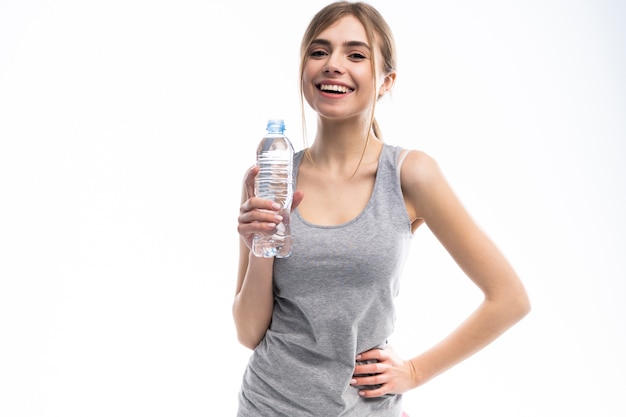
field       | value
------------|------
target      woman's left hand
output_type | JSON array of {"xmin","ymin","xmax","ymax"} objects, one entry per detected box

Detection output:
[{"xmin": 351, "ymin": 346, "xmax": 418, "ymax": 397}]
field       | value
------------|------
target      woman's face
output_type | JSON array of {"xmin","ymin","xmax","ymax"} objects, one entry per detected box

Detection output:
[{"xmin": 302, "ymin": 15, "xmax": 392, "ymax": 122}]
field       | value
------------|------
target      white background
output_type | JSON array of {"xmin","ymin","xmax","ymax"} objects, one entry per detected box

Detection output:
[{"xmin": 1, "ymin": 0, "xmax": 625, "ymax": 416}]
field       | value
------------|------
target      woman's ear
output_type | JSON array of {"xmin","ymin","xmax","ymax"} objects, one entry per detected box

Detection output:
[{"xmin": 378, "ymin": 72, "xmax": 397, "ymax": 98}]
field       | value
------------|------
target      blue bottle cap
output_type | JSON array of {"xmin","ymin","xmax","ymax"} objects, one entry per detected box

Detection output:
[{"xmin": 267, "ymin": 119, "xmax": 285, "ymax": 133}]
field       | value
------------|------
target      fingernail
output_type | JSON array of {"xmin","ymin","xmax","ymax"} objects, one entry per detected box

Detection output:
[
  {"xmin": 350, "ymin": 379, "xmax": 357, "ymax": 385},
  {"xmin": 355, "ymin": 355, "xmax": 361, "ymax": 360},
  {"xmin": 271, "ymin": 203, "xmax": 281, "ymax": 210},
  {"xmin": 274, "ymin": 215, "xmax": 283, "ymax": 222}
]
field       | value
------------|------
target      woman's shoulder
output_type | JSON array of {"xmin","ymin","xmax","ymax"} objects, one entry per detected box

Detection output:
[
  {"xmin": 382, "ymin": 144, "xmax": 431, "ymax": 160},
  {"xmin": 397, "ymin": 148, "xmax": 446, "ymax": 191},
  {"xmin": 398, "ymin": 147, "xmax": 438, "ymax": 172}
]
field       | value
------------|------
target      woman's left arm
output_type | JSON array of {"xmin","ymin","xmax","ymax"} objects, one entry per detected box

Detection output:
[{"xmin": 353, "ymin": 150, "xmax": 531, "ymax": 397}]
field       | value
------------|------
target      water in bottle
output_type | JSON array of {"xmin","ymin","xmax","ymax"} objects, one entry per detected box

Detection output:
[{"xmin": 252, "ymin": 119, "xmax": 294, "ymax": 258}]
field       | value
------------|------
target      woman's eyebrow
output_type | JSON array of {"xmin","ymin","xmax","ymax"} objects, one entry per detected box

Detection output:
[{"xmin": 311, "ymin": 39, "xmax": 371, "ymax": 50}]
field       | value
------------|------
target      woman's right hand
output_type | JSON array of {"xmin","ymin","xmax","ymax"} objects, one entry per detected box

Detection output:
[{"xmin": 237, "ymin": 165, "xmax": 304, "ymax": 252}]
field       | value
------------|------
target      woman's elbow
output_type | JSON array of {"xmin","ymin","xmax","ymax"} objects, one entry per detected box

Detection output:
[
  {"xmin": 510, "ymin": 285, "xmax": 532, "ymax": 322},
  {"xmin": 236, "ymin": 330, "xmax": 262, "ymax": 350},
  {"xmin": 489, "ymin": 282, "xmax": 531, "ymax": 326},
  {"xmin": 233, "ymin": 315, "xmax": 265, "ymax": 350}
]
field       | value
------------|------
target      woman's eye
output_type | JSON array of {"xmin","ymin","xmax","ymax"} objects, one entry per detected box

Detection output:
[
  {"xmin": 310, "ymin": 50, "xmax": 327, "ymax": 57},
  {"xmin": 349, "ymin": 52, "xmax": 367, "ymax": 60}
]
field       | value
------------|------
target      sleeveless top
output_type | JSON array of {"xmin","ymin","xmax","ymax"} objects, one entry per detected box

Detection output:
[{"xmin": 237, "ymin": 144, "xmax": 413, "ymax": 417}]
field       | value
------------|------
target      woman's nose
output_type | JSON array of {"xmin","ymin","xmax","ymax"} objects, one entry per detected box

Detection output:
[{"xmin": 323, "ymin": 56, "xmax": 343, "ymax": 74}]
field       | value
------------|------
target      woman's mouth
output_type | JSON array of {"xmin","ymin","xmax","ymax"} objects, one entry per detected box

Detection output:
[{"xmin": 317, "ymin": 84, "xmax": 354, "ymax": 94}]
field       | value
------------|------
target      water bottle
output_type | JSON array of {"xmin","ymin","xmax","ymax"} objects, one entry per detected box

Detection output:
[{"xmin": 252, "ymin": 119, "xmax": 294, "ymax": 258}]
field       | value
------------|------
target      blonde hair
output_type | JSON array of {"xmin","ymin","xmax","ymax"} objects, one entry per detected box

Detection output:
[{"xmin": 298, "ymin": 1, "xmax": 397, "ymax": 172}]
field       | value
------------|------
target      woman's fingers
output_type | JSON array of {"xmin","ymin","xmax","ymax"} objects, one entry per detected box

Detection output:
[
  {"xmin": 239, "ymin": 198, "xmax": 282, "ymax": 228},
  {"xmin": 351, "ymin": 346, "xmax": 417, "ymax": 397},
  {"xmin": 292, "ymin": 190, "xmax": 304, "ymax": 211},
  {"xmin": 239, "ymin": 164, "xmax": 302, "ymax": 249}
]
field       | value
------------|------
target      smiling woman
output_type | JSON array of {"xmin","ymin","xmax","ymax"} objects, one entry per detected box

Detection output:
[
  {"xmin": 2, "ymin": 0, "xmax": 624, "ymax": 416},
  {"xmin": 232, "ymin": 2, "xmax": 530, "ymax": 416}
]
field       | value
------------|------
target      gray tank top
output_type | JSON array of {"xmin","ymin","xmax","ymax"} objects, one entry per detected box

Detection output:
[{"xmin": 238, "ymin": 144, "xmax": 413, "ymax": 416}]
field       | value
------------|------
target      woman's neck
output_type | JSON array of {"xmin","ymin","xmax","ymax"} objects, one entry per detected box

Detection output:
[
  {"xmin": 313, "ymin": 117, "xmax": 379, "ymax": 153},
  {"xmin": 306, "ymin": 117, "xmax": 383, "ymax": 175}
]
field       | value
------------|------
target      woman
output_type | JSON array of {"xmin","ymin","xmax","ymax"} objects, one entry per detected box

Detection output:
[{"xmin": 234, "ymin": 2, "xmax": 531, "ymax": 416}]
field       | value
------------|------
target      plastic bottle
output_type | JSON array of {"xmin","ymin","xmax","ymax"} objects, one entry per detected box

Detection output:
[{"xmin": 252, "ymin": 119, "xmax": 294, "ymax": 258}]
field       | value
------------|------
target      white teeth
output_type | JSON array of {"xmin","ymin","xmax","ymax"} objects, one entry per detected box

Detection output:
[{"xmin": 320, "ymin": 84, "xmax": 352, "ymax": 93}]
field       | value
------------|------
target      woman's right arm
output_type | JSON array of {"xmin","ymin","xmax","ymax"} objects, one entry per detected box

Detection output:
[
  {"xmin": 233, "ymin": 247, "xmax": 275, "ymax": 349},
  {"xmin": 233, "ymin": 166, "xmax": 279, "ymax": 349}
]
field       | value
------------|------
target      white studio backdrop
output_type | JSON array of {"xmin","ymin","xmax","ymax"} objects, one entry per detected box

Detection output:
[{"xmin": 1, "ymin": 0, "xmax": 624, "ymax": 416}]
